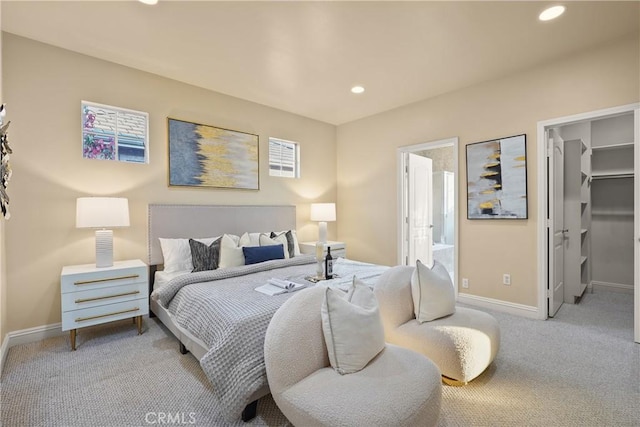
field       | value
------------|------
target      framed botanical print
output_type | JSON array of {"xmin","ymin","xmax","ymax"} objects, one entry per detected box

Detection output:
[{"xmin": 82, "ymin": 101, "xmax": 148, "ymax": 163}]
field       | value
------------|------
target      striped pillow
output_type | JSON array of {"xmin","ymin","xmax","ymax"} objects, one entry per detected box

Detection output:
[{"xmin": 189, "ymin": 237, "xmax": 221, "ymax": 272}]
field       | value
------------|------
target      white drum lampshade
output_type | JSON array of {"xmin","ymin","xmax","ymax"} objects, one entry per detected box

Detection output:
[
  {"xmin": 310, "ymin": 203, "xmax": 336, "ymax": 243},
  {"xmin": 76, "ymin": 197, "xmax": 130, "ymax": 268}
]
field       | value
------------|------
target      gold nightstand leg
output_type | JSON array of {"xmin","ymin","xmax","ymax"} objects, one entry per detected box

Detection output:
[
  {"xmin": 136, "ymin": 315, "xmax": 143, "ymax": 335},
  {"xmin": 70, "ymin": 329, "xmax": 77, "ymax": 351}
]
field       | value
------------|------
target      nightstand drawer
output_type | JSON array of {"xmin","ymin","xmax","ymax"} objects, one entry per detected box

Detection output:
[
  {"xmin": 329, "ymin": 248, "xmax": 346, "ymax": 258},
  {"xmin": 300, "ymin": 241, "xmax": 347, "ymax": 259},
  {"xmin": 62, "ymin": 298, "xmax": 148, "ymax": 331},
  {"xmin": 61, "ymin": 264, "xmax": 146, "ymax": 293},
  {"xmin": 62, "ymin": 282, "xmax": 147, "ymax": 310}
]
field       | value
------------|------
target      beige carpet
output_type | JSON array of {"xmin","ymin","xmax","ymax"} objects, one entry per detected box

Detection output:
[{"xmin": 1, "ymin": 290, "xmax": 638, "ymax": 426}]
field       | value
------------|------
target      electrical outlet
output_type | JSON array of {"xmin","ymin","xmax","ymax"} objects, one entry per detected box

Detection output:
[
  {"xmin": 503, "ymin": 274, "xmax": 511, "ymax": 286},
  {"xmin": 462, "ymin": 278, "xmax": 469, "ymax": 289}
]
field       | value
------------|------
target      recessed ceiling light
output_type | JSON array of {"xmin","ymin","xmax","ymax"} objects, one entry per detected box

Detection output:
[
  {"xmin": 139, "ymin": 0, "xmax": 158, "ymax": 5},
  {"xmin": 539, "ymin": 5, "xmax": 565, "ymax": 21},
  {"xmin": 351, "ymin": 86, "xmax": 365, "ymax": 94}
]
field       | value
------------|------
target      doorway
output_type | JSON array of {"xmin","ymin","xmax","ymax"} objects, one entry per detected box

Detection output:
[
  {"xmin": 397, "ymin": 137, "xmax": 459, "ymax": 288},
  {"xmin": 537, "ymin": 103, "xmax": 640, "ymax": 343}
]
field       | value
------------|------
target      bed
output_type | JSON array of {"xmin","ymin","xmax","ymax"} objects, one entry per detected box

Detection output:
[{"xmin": 147, "ymin": 204, "xmax": 388, "ymax": 422}]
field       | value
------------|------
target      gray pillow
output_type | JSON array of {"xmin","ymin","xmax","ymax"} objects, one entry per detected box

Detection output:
[{"xmin": 189, "ymin": 237, "xmax": 221, "ymax": 272}]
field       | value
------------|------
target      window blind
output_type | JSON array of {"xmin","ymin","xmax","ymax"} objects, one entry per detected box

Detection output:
[{"xmin": 269, "ymin": 137, "xmax": 299, "ymax": 178}]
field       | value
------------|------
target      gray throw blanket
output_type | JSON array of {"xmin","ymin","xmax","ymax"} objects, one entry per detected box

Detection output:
[{"xmin": 151, "ymin": 256, "xmax": 317, "ymax": 421}]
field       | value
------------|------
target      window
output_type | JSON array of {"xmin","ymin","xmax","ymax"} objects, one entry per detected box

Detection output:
[
  {"xmin": 82, "ymin": 101, "xmax": 149, "ymax": 163},
  {"xmin": 269, "ymin": 137, "xmax": 299, "ymax": 178}
]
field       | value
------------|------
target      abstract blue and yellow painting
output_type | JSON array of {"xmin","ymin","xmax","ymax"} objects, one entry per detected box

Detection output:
[
  {"xmin": 466, "ymin": 134, "xmax": 527, "ymax": 219},
  {"xmin": 169, "ymin": 118, "xmax": 259, "ymax": 190}
]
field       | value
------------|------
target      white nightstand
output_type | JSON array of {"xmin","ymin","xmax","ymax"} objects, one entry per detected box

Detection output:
[
  {"xmin": 61, "ymin": 259, "xmax": 149, "ymax": 351},
  {"xmin": 299, "ymin": 241, "xmax": 347, "ymax": 259}
]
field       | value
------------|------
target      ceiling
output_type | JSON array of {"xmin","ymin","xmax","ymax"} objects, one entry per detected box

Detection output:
[{"xmin": 2, "ymin": 1, "xmax": 639, "ymax": 125}]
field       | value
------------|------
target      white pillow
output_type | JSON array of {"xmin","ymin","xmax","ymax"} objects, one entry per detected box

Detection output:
[
  {"xmin": 239, "ymin": 232, "xmax": 261, "ymax": 247},
  {"xmin": 272, "ymin": 229, "xmax": 301, "ymax": 256},
  {"xmin": 411, "ymin": 259, "xmax": 455, "ymax": 322},
  {"xmin": 259, "ymin": 234, "xmax": 289, "ymax": 259},
  {"xmin": 321, "ymin": 278, "xmax": 386, "ymax": 375},
  {"xmin": 159, "ymin": 236, "xmax": 223, "ymax": 273},
  {"xmin": 218, "ymin": 234, "xmax": 245, "ymax": 268}
]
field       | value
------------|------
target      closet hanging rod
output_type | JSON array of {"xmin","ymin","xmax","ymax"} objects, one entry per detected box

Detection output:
[{"xmin": 591, "ymin": 173, "xmax": 634, "ymax": 180}]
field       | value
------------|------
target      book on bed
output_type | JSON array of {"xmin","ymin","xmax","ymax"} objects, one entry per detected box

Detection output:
[{"xmin": 255, "ymin": 278, "xmax": 307, "ymax": 296}]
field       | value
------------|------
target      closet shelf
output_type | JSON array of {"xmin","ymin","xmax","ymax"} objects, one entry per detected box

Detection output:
[
  {"xmin": 578, "ymin": 282, "xmax": 588, "ymax": 295},
  {"xmin": 591, "ymin": 142, "xmax": 634, "ymax": 151}
]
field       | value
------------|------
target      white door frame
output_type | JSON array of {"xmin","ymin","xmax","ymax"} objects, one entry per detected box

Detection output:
[
  {"xmin": 536, "ymin": 103, "xmax": 640, "ymax": 343},
  {"xmin": 397, "ymin": 137, "xmax": 459, "ymax": 290}
]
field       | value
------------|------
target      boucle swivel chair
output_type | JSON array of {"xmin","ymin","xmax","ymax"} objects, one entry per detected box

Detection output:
[
  {"xmin": 374, "ymin": 264, "xmax": 500, "ymax": 385},
  {"xmin": 264, "ymin": 286, "xmax": 442, "ymax": 427}
]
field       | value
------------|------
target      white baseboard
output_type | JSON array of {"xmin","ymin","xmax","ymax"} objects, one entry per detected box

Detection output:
[
  {"xmin": 590, "ymin": 280, "xmax": 634, "ymax": 294},
  {"xmin": 0, "ymin": 323, "xmax": 65, "ymax": 376},
  {"xmin": 7, "ymin": 322, "xmax": 65, "ymax": 347},
  {"xmin": 457, "ymin": 293, "xmax": 539, "ymax": 319},
  {"xmin": 0, "ymin": 333, "xmax": 9, "ymax": 377}
]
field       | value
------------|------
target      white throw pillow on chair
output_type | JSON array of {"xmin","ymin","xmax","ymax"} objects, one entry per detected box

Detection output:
[
  {"xmin": 321, "ymin": 277, "xmax": 386, "ymax": 375},
  {"xmin": 411, "ymin": 259, "xmax": 456, "ymax": 322}
]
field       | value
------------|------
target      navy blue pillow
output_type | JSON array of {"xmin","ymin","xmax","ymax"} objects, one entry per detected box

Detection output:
[{"xmin": 243, "ymin": 245, "xmax": 285, "ymax": 265}]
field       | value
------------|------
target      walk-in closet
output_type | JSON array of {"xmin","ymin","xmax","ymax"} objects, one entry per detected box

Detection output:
[{"xmin": 558, "ymin": 112, "xmax": 635, "ymax": 303}]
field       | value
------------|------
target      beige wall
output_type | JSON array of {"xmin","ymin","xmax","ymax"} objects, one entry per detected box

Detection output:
[
  {"xmin": 337, "ymin": 34, "xmax": 640, "ymax": 307},
  {"xmin": 3, "ymin": 34, "xmax": 337, "ymax": 332}
]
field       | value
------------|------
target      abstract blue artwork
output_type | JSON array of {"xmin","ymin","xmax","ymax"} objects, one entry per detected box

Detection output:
[{"xmin": 168, "ymin": 118, "xmax": 259, "ymax": 190}]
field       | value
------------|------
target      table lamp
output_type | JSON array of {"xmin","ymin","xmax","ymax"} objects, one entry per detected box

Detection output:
[
  {"xmin": 76, "ymin": 197, "xmax": 130, "ymax": 268},
  {"xmin": 310, "ymin": 203, "xmax": 336, "ymax": 243}
]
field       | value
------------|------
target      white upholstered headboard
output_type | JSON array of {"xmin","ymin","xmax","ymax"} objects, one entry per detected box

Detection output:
[{"xmin": 147, "ymin": 204, "xmax": 297, "ymax": 266}]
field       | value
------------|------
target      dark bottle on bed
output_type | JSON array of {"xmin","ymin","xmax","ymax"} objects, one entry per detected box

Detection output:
[{"xmin": 325, "ymin": 247, "xmax": 333, "ymax": 280}]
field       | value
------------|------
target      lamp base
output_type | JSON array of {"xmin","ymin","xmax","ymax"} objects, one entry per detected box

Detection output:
[
  {"xmin": 318, "ymin": 221, "xmax": 328, "ymax": 244},
  {"xmin": 95, "ymin": 229, "xmax": 114, "ymax": 268}
]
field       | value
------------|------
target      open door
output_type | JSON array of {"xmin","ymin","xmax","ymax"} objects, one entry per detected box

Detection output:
[
  {"xmin": 548, "ymin": 129, "xmax": 565, "ymax": 317},
  {"xmin": 538, "ymin": 103, "xmax": 639, "ymax": 340},
  {"xmin": 407, "ymin": 153, "xmax": 433, "ymax": 267}
]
